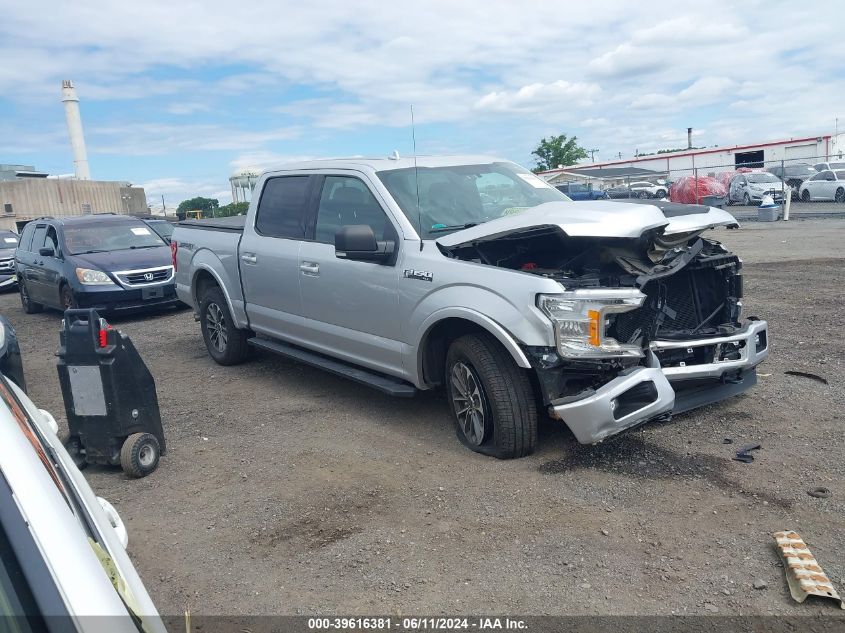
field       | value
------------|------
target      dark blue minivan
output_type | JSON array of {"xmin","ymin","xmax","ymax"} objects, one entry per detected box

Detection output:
[{"xmin": 15, "ymin": 214, "xmax": 179, "ymax": 314}]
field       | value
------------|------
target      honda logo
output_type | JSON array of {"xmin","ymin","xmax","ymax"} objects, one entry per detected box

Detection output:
[{"xmin": 143, "ymin": 272, "xmax": 155, "ymax": 281}]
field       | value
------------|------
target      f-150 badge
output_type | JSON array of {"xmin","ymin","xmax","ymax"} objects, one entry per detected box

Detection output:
[{"xmin": 404, "ymin": 269, "xmax": 433, "ymax": 282}]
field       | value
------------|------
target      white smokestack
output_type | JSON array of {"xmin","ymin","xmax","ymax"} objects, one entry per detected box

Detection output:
[{"xmin": 61, "ymin": 80, "xmax": 91, "ymax": 180}]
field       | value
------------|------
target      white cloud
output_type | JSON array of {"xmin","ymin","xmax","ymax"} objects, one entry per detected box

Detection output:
[{"xmin": 475, "ymin": 81, "xmax": 601, "ymax": 114}]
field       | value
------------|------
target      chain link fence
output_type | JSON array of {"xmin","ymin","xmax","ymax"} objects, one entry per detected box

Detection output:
[{"xmin": 583, "ymin": 155, "xmax": 845, "ymax": 219}]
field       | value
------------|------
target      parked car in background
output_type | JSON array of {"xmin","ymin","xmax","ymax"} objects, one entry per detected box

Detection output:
[
  {"xmin": 726, "ymin": 172, "xmax": 787, "ymax": 205},
  {"xmin": 813, "ymin": 161, "xmax": 845, "ymax": 172},
  {"xmin": 555, "ymin": 182, "xmax": 609, "ymax": 200},
  {"xmin": 798, "ymin": 169, "xmax": 845, "ymax": 202},
  {"xmin": 767, "ymin": 163, "xmax": 818, "ymax": 193},
  {"xmin": 173, "ymin": 156, "xmax": 767, "ymax": 459},
  {"xmin": 0, "ymin": 372, "xmax": 165, "ymax": 631},
  {"xmin": 0, "ymin": 315, "xmax": 25, "ymax": 391},
  {"xmin": 0, "ymin": 230, "xmax": 20, "ymax": 291},
  {"xmin": 627, "ymin": 181, "xmax": 668, "ymax": 199},
  {"xmin": 604, "ymin": 185, "xmax": 636, "ymax": 199},
  {"xmin": 141, "ymin": 217, "xmax": 176, "ymax": 243},
  {"xmin": 15, "ymin": 214, "xmax": 179, "ymax": 314}
]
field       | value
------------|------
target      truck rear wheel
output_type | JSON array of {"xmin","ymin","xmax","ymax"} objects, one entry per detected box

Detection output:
[
  {"xmin": 445, "ymin": 333, "xmax": 537, "ymax": 459},
  {"xmin": 199, "ymin": 286, "xmax": 249, "ymax": 365}
]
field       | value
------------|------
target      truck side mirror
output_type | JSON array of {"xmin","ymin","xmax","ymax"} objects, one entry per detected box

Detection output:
[{"xmin": 335, "ymin": 225, "xmax": 394, "ymax": 263}]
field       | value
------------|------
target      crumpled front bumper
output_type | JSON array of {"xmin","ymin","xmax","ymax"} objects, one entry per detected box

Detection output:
[{"xmin": 549, "ymin": 320, "xmax": 769, "ymax": 444}]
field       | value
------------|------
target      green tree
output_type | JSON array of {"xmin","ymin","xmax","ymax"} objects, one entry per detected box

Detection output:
[
  {"xmin": 176, "ymin": 196, "xmax": 219, "ymax": 219},
  {"xmin": 215, "ymin": 201, "xmax": 250, "ymax": 217},
  {"xmin": 531, "ymin": 134, "xmax": 588, "ymax": 172}
]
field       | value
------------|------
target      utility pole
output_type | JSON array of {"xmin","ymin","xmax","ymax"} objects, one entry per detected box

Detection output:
[
  {"xmin": 588, "ymin": 148, "xmax": 599, "ymax": 162},
  {"xmin": 617, "ymin": 152, "xmax": 622, "ymax": 160}
]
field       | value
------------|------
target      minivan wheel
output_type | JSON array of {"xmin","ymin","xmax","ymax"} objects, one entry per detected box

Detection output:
[
  {"xmin": 19, "ymin": 281, "xmax": 43, "ymax": 314},
  {"xmin": 445, "ymin": 333, "xmax": 537, "ymax": 459},
  {"xmin": 199, "ymin": 286, "xmax": 249, "ymax": 365},
  {"xmin": 60, "ymin": 285, "xmax": 77, "ymax": 310}
]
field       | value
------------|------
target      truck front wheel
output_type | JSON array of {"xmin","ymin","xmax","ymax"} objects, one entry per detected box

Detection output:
[
  {"xmin": 445, "ymin": 333, "xmax": 537, "ymax": 459},
  {"xmin": 199, "ymin": 286, "xmax": 249, "ymax": 365}
]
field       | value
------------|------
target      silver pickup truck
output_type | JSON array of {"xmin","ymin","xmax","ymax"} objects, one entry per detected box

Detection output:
[{"xmin": 172, "ymin": 156, "xmax": 768, "ymax": 459}]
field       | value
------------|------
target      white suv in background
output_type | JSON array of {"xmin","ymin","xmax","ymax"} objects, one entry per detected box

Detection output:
[
  {"xmin": 0, "ymin": 373, "xmax": 165, "ymax": 632},
  {"xmin": 628, "ymin": 181, "xmax": 668, "ymax": 199}
]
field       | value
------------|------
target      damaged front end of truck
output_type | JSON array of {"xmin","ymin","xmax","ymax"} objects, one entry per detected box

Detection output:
[{"xmin": 438, "ymin": 201, "xmax": 769, "ymax": 443}]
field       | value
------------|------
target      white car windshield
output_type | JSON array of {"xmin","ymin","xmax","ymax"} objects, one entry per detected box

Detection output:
[
  {"xmin": 746, "ymin": 173, "xmax": 780, "ymax": 183},
  {"xmin": 377, "ymin": 162, "xmax": 571, "ymax": 238}
]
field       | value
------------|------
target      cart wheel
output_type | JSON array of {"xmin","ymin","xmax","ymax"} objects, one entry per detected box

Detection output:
[
  {"xmin": 62, "ymin": 435, "xmax": 88, "ymax": 470},
  {"xmin": 120, "ymin": 433, "xmax": 161, "ymax": 478}
]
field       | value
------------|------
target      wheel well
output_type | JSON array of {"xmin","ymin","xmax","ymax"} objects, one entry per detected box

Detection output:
[
  {"xmin": 193, "ymin": 270, "xmax": 219, "ymax": 304},
  {"xmin": 421, "ymin": 318, "xmax": 486, "ymax": 387}
]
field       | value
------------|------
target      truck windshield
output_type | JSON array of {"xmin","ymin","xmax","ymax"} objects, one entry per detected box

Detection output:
[
  {"xmin": 377, "ymin": 162, "xmax": 570, "ymax": 238},
  {"xmin": 63, "ymin": 223, "xmax": 166, "ymax": 254}
]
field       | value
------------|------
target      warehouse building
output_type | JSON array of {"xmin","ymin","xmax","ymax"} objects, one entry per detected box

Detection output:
[
  {"xmin": 539, "ymin": 134, "xmax": 835, "ymax": 186},
  {"xmin": 0, "ymin": 168, "xmax": 146, "ymax": 231}
]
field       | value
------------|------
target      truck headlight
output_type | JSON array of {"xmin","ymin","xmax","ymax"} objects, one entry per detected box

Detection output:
[
  {"xmin": 537, "ymin": 289, "xmax": 646, "ymax": 359},
  {"xmin": 75, "ymin": 268, "xmax": 116, "ymax": 286}
]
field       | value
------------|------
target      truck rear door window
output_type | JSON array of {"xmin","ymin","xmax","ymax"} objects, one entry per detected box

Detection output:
[{"xmin": 255, "ymin": 176, "xmax": 311, "ymax": 239}]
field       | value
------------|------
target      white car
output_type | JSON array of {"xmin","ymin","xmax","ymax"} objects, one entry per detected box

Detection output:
[
  {"xmin": 812, "ymin": 161, "xmax": 845, "ymax": 172},
  {"xmin": 0, "ymin": 373, "xmax": 165, "ymax": 632},
  {"xmin": 727, "ymin": 172, "xmax": 788, "ymax": 205},
  {"xmin": 628, "ymin": 181, "xmax": 667, "ymax": 199},
  {"xmin": 799, "ymin": 169, "xmax": 845, "ymax": 202}
]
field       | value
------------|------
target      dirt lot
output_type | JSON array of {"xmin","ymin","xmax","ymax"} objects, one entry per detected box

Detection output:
[{"xmin": 4, "ymin": 219, "xmax": 843, "ymax": 616}]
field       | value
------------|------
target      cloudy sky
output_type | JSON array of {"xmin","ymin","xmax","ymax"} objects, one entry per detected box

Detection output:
[{"xmin": 1, "ymin": 0, "xmax": 842, "ymax": 206}]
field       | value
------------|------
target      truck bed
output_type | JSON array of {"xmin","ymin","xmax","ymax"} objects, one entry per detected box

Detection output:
[{"xmin": 179, "ymin": 215, "xmax": 246, "ymax": 232}]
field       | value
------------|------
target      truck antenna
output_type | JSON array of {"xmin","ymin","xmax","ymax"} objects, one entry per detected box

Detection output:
[{"xmin": 411, "ymin": 104, "xmax": 423, "ymax": 251}]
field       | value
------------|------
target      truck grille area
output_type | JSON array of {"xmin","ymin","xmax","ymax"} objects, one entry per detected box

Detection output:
[{"xmin": 608, "ymin": 256, "xmax": 742, "ymax": 344}]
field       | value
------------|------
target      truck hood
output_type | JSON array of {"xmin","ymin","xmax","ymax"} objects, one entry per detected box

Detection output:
[{"xmin": 434, "ymin": 201, "xmax": 737, "ymax": 247}]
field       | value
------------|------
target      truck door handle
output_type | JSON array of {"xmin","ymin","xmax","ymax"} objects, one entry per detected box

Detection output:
[
  {"xmin": 240, "ymin": 253, "xmax": 257, "ymax": 264},
  {"xmin": 299, "ymin": 262, "xmax": 319, "ymax": 275}
]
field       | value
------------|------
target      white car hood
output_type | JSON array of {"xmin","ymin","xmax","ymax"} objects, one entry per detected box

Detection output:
[{"xmin": 435, "ymin": 201, "xmax": 737, "ymax": 247}]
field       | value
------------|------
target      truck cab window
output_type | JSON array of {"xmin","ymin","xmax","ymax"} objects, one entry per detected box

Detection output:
[
  {"xmin": 315, "ymin": 176, "xmax": 391, "ymax": 244},
  {"xmin": 255, "ymin": 176, "xmax": 311, "ymax": 239}
]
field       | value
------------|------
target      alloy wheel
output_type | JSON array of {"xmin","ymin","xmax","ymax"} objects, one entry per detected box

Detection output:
[
  {"xmin": 450, "ymin": 361, "xmax": 487, "ymax": 446},
  {"xmin": 205, "ymin": 302, "xmax": 228, "ymax": 353}
]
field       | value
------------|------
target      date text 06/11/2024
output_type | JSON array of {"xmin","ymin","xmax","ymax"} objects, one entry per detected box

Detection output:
[{"xmin": 307, "ymin": 617, "xmax": 528, "ymax": 630}]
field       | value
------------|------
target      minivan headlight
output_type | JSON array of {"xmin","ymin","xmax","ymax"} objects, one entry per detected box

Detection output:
[
  {"xmin": 537, "ymin": 289, "xmax": 646, "ymax": 359},
  {"xmin": 75, "ymin": 268, "xmax": 115, "ymax": 286}
]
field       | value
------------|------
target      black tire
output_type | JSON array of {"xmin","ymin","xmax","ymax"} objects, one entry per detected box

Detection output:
[
  {"xmin": 743, "ymin": 192, "xmax": 752, "ymax": 206},
  {"xmin": 19, "ymin": 281, "xmax": 43, "ymax": 314},
  {"xmin": 835, "ymin": 188, "xmax": 845, "ymax": 203},
  {"xmin": 120, "ymin": 432, "xmax": 160, "ymax": 478},
  {"xmin": 637, "ymin": 191, "xmax": 648, "ymax": 199},
  {"xmin": 655, "ymin": 189, "xmax": 667, "ymax": 199},
  {"xmin": 62, "ymin": 434, "xmax": 88, "ymax": 470},
  {"xmin": 60, "ymin": 285, "xmax": 77, "ymax": 310},
  {"xmin": 199, "ymin": 285, "xmax": 249, "ymax": 365},
  {"xmin": 801, "ymin": 189, "xmax": 810, "ymax": 203},
  {"xmin": 445, "ymin": 333, "xmax": 537, "ymax": 459}
]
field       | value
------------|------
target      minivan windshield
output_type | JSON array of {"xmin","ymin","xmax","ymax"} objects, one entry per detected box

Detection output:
[
  {"xmin": 63, "ymin": 222, "xmax": 166, "ymax": 255},
  {"xmin": 377, "ymin": 162, "xmax": 571, "ymax": 238}
]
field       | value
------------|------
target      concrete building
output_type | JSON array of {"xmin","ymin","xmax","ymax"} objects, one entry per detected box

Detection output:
[
  {"xmin": 540, "ymin": 135, "xmax": 835, "ymax": 185},
  {"xmin": 0, "ymin": 175, "xmax": 146, "ymax": 231}
]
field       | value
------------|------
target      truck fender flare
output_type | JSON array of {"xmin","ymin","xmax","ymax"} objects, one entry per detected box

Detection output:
[
  {"xmin": 191, "ymin": 264, "xmax": 238, "ymax": 321},
  {"xmin": 416, "ymin": 308, "xmax": 532, "ymax": 378}
]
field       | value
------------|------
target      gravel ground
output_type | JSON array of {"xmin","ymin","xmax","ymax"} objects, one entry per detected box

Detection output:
[{"xmin": 3, "ymin": 219, "xmax": 843, "ymax": 617}]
